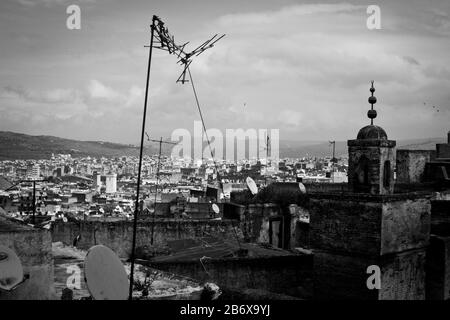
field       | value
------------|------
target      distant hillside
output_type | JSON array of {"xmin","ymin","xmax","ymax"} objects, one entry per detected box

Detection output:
[
  {"xmin": 0, "ymin": 131, "xmax": 446, "ymax": 160},
  {"xmin": 280, "ymin": 140, "xmax": 347, "ymax": 158},
  {"xmin": 395, "ymin": 137, "xmax": 447, "ymax": 150},
  {"xmin": 0, "ymin": 131, "xmax": 158, "ymax": 160},
  {"xmin": 279, "ymin": 137, "xmax": 446, "ymax": 158}
]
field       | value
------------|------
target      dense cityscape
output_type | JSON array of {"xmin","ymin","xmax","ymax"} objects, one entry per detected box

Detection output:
[{"xmin": 0, "ymin": 153, "xmax": 347, "ymax": 223}]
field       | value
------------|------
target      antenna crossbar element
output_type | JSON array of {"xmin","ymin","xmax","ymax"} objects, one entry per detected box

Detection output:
[{"xmin": 149, "ymin": 16, "xmax": 225, "ymax": 84}]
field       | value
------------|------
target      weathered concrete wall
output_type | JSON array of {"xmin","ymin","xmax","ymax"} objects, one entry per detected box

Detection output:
[
  {"xmin": 381, "ymin": 199, "xmax": 431, "ymax": 255},
  {"xmin": 0, "ymin": 228, "xmax": 53, "ymax": 300},
  {"xmin": 51, "ymin": 219, "xmax": 243, "ymax": 258},
  {"xmin": 379, "ymin": 249, "xmax": 426, "ymax": 300},
  {"xmin": 426, "ymin": 235, "xmax": 450, "ymax": 300},
  {"xmin": 309, "ymin": 192, "xmax": 430, "ymax": 300},
  {"xmin": 314, "ymin": 248, "xmax": 426, "ymax": 300},
  {"xmin": 396, "ymin": 150, "xmax": 435, "ymax": 184},
  {"xmin": 430, "ymin": 200, "xmax": 450, "ymax": 236},
  {"xmin": 310, "ymin": 195, "xmax": 383, "ymax": 255},
  {"xmin": 147, "ymin": 254, "xmax": 313, "ymax": 299},
  {"xmin": 310, "ymin": 193, "xmax": 431, "ymax": 256}
]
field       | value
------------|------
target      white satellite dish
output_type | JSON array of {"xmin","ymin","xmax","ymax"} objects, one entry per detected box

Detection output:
[
  {"xmin": 246, "ymin": 177, "xmax": 258, "ymax": 195},
  {"xmin": 84, "ymin": 245, "xmax": 128, "ymax": 300},
  {"xmin": 0, "ymin": 246, "xmax": 25, "ymax": 291},
  {"xmin": 182, "ymin": 212, "xmax": 191, "ymax": 219},
  {"xmin": 299, "ymin": 182, "xmax": 306, "ymax": 194},
  {"xmin": 62, "ymin": 217, "xmax": 68, "ymax": 223},
  {"xmin": 211, "ymin": 203, "xmax": 220, "ymax": 214}
]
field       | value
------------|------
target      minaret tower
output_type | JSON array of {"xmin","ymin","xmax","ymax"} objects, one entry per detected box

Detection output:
[{"xmin": 347, "ymin": 81, "xmax": 396, "ymax": 194}]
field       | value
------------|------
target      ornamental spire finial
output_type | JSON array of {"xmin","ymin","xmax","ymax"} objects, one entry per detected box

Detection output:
[{"xmin": 367, "ymin": 80, "xmax": 377, "ymax": 125}]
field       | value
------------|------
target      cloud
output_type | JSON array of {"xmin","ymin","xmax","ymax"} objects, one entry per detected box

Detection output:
[
  {"xmin": 3, "ymin": 85, "xmax": 80, "ymax": 104},
  {"xmin": 88, "ymin": 80, "xmax": 120, "ymax": 100}
]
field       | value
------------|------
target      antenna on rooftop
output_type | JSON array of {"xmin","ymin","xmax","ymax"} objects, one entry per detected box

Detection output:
[
  {"xmin": 130, "ymin": 15, "xmax": 225, "ymax": 300},
  {"xmin": 146, "ymin": 16, "xmax": 225, "ymax": 84}
]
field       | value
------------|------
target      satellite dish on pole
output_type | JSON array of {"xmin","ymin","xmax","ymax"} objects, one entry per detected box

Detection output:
[
  {"xmin": 299, "ymin": 182, "xmax": 306, "ymax": 194},
  {"xmin": 246, "ymin": 177, "xmax": 258, "ymax": 195},
  {"xmin": 212, "ymin": 203, "xmax": 220, "ymax": 214},
  {"xmin": 84, "ymin": 245, "xmax": 128, "ymax": 300},
  {"xmin": 0, "ymin": 246, "xmax": 25, "ymax": 292}
]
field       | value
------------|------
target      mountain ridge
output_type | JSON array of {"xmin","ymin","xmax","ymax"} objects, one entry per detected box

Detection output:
[{"xmin": 0, "ymin": 131, "xmax": 445, "ymax": 160}]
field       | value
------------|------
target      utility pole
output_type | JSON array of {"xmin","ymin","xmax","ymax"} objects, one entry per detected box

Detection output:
[{"xmin": 18, "ymin": 179, "xmax": 47, "ymax": 225}]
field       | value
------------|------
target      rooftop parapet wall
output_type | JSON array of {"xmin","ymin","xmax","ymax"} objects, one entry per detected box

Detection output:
[
  {"xmin": 51, "ymin": 219, "xmax": 244, "ymax": 259},
  {"xmin": 146, "ymin": 254, "xmax": 313, "ymax": 299},
  {"xmin": 0, "ymin": 216, "xmax": 53, "ymax": 300},
  {"xmin": 303, "ymin": 182, "xmax": 348, "ymax": 193}
]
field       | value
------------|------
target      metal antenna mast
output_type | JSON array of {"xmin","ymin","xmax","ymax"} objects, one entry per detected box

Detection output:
[
  {"xmin": 146, "ymin": 133, "xmax": 176, "ymax": 245},
  {"xmin": 129, "ymin": 15, "xmax": 224, "ymax": 300},
  {"xmin": 329, "ymin": 140, "xmax": 336, "ymax": 183},
  {"xmin": 129, "ymin": 15, "xmax": 156, "ymax": 301}
]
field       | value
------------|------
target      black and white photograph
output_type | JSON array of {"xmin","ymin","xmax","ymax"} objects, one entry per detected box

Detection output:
[{"xmin": 0, "ymin": 0, "xmax": 449, "ymax": 311}]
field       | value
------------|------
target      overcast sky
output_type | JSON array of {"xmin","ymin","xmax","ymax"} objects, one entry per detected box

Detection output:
[{"xmin": 0, "ymin": 0, "xmax": 449, "ymax": 144}]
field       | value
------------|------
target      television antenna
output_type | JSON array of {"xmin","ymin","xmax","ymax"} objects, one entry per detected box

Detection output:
[
  {"xmin": 145, "ymin": 16, "xmax": 225, "ymax": 84},
  {"xmin": 130, "ymin": 15, "xmax": 225, "ymax": 300}
]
